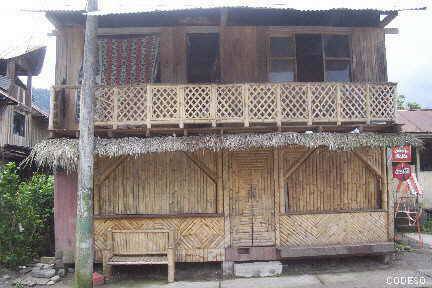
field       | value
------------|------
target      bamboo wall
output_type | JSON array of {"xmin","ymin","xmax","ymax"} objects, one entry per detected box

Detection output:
[
  {"xmin": 88, "ymin": 147, "xmax": 390, "ymax": 263},
  {"xmin": 0, "ymin": 105, "xmax": 31, "ymax": 148},
  {"xmin": 94, "ymin": 151, "xmax": 220, "ymax": 216},
  {"xmin": 0, "ymin": 105, "xmax": 48, "ymax": 149},
  {"xmin": 282, "ymin": 147, "xmax": 383, "ymax": 213}
]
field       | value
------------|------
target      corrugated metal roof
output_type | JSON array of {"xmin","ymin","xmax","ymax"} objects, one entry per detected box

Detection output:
[
  {"xmin": 40, "ymin": 0, "xmax": 427, "ymax": 15},
  {"xmin": 0, "ymin": 44, "xmax": 46, "ymax": 61},
  {"xmin": 396, "ymin": 110, "xmax": 432, "ymax": 133}
]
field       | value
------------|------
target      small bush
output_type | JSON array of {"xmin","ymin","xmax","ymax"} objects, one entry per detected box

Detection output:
[
  {"xmin": 0, "ymin": 163, "xmax": 54, "ymax": 268},
  {"xmin": 422, "ymin": 218, "xmax": 432, "ymax": 234}
]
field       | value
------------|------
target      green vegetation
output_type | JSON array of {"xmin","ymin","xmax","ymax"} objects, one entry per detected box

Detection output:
[
  {"xmin": 422, "ymin": 218, "xmax": 432, "ymax": 234},
  {"xmin": 397, "ymin": 95, "xmax": 422, "ymax": 110},
  {"xmin": 0, "ymin": 163, "xmax": 54, "ymax": 268}
]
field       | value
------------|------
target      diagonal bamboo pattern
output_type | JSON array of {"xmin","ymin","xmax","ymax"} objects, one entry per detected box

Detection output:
[{"xmin": 55, "ymin": 82, "xmax": 396, "ymax": 129}]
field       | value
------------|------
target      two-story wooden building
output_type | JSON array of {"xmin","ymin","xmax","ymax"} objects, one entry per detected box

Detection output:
[
  {"xmin": 33, "ymin": 2, "xmax": 424, "ymax": 274},
  {"xmin": 0, "ymin": 45, "xmax": 48, "ymax": 164}
]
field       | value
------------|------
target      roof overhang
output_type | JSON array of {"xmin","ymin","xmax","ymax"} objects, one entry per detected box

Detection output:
[{"xmin": 0, "ymin": 46, "xmax": 47, "ymax": 76}]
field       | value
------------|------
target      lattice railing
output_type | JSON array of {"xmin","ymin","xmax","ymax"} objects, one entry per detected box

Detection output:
[{"xmin": 53, "ymin": 82, "xmax": 397, "ymax": 129}]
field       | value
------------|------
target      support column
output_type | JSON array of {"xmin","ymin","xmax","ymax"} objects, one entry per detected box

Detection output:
[{"xmin": 74, "ymin": 0, "xmax": 98, "ymax": 287}]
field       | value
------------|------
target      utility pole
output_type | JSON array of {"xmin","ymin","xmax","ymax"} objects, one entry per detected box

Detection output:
[{"xmin": 74, "ymin": 0, "xmax": 97, "ymax": 287}]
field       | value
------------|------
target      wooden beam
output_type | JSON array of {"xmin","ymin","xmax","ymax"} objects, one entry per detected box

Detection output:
[
  {"xmin": 380, "ymin": 12, "xmax": 398, "ymax": 28},
  {"xmin": 284, "ymin": 147, "xmax": 318, "ymax": 181},
  {"xmin": 183, "ymin": 152, "xmax": 217, "ymax": 183},
  {"xmin": 75, "ymin": 0, "xmax": 98, "ymax": 287},
  {"xmin": 96, "ymin": 156, "xmax": 127, "ymax": 185},
  {"xmin": 352, "ymin": 150, "xmax": 383, "ymax": 179},
  {"xmin": 384, "ymin": 28, "xmax": 399, "ymax": 34}
]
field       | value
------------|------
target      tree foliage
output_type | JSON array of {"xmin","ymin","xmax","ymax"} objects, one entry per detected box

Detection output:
[
  {"xmin": 0, "ymin": 163, "xmax": 54, "ymax": 268},
  {"xmin": 397, "ymin": 95, "xmax": 422, "ymax": 110}
]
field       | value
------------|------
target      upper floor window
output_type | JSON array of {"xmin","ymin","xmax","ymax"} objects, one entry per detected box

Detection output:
[
  {"xmin": 267, "ymin": 34, "xmax": 351, "ymax": 83},
  {"xmin": 13, "ymin": 112, "xmax": 25, "ymax": 137},
  {"xmin": 268, "ymin": 37, "xmax": 295, "ymax": 82},
  {"xmin": 324, "ymin": 35, "xmax": 351, "ymax": 82}
]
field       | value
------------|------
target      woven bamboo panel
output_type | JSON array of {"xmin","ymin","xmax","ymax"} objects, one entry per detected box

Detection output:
[
  {"xmin": 94, "ymin": 217, "xmax": 225, "ymax": 262},
  {"xmin": 117, "ymin": 86, "xmax": 147, "ymax": 123},
  {"xmin": 89, "ymin": 82, "xmax": 396, "ymax": 128},
  {"xmin": 280, "ymin": 84, "xmax": 308, "ymax": 121},
  {"xmin": 282, "ymin": 147, "xmax": 383, "ymax": 213},
  {"xmin": 279, "ymin": 212, "xmax": 388, "ymax": 247},
  {"xmin": 95, "ymin": 86, "xmax": 114, "ymax": 122},
  {"xmin": 340, "ymin": 83, "xmax": 367, "ymax": 120},
  {"xmin": 370, "ymin": 84, "xmax": 396, "ymax": 120}
]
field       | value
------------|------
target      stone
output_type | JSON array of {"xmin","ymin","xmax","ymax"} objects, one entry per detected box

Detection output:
[
  {"xmin": 31, "ymin": 267, "xmax": 56, "ymax": 279},
  {"xmin": 234, "ymin": 261, "xmax": 283, "ymax": 278},
  {"xmin": 67, "ymin": 267, "xmax": 75, "ymax": 273},
  {"xmin": 47, "ymin": 280, "xmax": 55, "ymax": 285},
  {"xmin": 40, "ymin": 257, "xmax": 56, "ymax": 265},
  {"xmin": 2, "ymin": 275, "xmax": 10, "ymax": 280},
  {"xmin": 58, "ymin": 268, "xmax": 66, "ymax": 277},
  {"xmin": 50, "ymin": 275, "xmax": 60, "ymax": 283},
  {"xmin": 222, "ymin": 261, "xmax": 234, "ymax": 278}
]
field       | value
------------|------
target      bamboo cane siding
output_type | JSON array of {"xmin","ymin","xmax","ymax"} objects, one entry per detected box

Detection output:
[
  {"xmin": 94, "ymin": 217, "xmax": 225, "ymax": 262},
  {"xmin": 94, "ymin": 151, "xmax": 218, "ymax": 216},
  {"xmin": 279, "ymin": 212, "xmax": 388, "ymax": 246},
  {"xmin": 282, "ymin": 147, "xmax": 384, "ymax": 213}
]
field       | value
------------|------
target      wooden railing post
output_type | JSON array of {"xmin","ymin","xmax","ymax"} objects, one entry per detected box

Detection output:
[
  {"xmin": 366, "ymin": 84, "xmax": 371, "ymax": 125},
  {"xmin": 336, "ymin": 83, "xmax": 341, "ymax": 125},
  {"xmin": 146, "ymin": 85, "xmax": 152, "ymax": 128},
  {"xmin": 243, "ymin": 84, "xmax": 249, "ymax": 127},
  {"xmin": 307, "ymin": 84, "xmax": 312, "ymax": 125},
  {"xmin": 178, "ymin": 86, "xmax": 185, "ymax": 128},
  {"xmin": 112, "ymin": 87, "xmax": 119, "ymax": 129},
  {"xmin": 276, "ymin": 84, "xmax": 282, "ymax": 127},
  {"xmin": 210, "ymin": 84, "xmax": 217, "ymax": 127}
]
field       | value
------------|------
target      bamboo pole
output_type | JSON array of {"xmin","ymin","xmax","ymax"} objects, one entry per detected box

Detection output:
[{"xmin": 74, "ymin": 0, "xmax": 98, "ymax": 287}]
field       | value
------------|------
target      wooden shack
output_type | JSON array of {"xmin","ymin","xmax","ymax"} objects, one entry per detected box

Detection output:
[
  {"xmin": 38, "ymin": 2, "xmax": 424, "ymax": 272},
  {"xmin": 0, "ymin": 46, "xmax": 48, "ymax": 164}
]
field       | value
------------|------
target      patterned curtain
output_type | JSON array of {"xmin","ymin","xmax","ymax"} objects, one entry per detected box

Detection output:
[{"xmin": 97, "ymin": 35, "xmax": 160, "ymax": 85}]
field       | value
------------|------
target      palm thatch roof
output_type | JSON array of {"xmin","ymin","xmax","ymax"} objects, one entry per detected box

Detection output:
[{"xmin": 27, "ymin": 132, "xmax": 422, "ymax": 172}]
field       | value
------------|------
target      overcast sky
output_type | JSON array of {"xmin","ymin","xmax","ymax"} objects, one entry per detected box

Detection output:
[{"xmin": 0, "ymin": 1, "xmax": 430, "ymax": 107}]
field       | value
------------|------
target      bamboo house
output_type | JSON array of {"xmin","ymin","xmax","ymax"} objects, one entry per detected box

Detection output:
[{"xmin": 33, "ymin": 1, "xmax": 424, "ymax": 279}]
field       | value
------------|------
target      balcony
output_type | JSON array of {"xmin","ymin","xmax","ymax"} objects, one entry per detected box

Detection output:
[{"xmin": 51, "ymin": 82, "xmax": 396, "ymax": 132}]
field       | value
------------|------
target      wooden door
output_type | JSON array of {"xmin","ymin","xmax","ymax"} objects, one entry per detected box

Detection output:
[{"xmin": 230, "ymin": 151, "xmax": 275, "ymax": 247}]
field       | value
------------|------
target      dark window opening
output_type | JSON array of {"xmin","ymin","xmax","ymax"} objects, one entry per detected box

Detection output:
[
  {"xmin": 324, "ymin": 35, "xmax": 351, "ymax": 82},
  {"xmin": 268, "ymin": 37, "xmax": 295, "ymax": 82},
  {"xmin": 295, "ymin": 34, "xmax": 324, "ymax": 82},
  {"xmin": 13, "ymin": 112, "xmax": 25, "ymax": 137},
  {"xmin": 420, "ymin": 141, "xmax": 432, "ymax": 171},
  {"xmin": 268, "ymin": 34, "xmax": 351, "ymax": 83},
  {"xmin": 187, "ymin": 33, "xmax": 220, "ymax": 83}
]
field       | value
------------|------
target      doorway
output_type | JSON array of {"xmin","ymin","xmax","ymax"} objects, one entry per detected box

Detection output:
[
  {"xmin": 187, "ymin": 33, "xmax": 220, "ymax": 83},
  {"xmin": 230, "ymin": 151, "xmax": 275, "ymax": 247}
]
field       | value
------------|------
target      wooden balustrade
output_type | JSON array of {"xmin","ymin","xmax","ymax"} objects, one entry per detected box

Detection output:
[{"xmin": 51, "ymin": 82, "xmax": 397, "ymax": 129}]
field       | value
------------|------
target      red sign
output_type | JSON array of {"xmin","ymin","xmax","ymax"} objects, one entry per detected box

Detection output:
[
  {"xmin": 392, "ymin": 163, "xmax": 412, "ymax": 181},
  {"xmin": 391, "ymin": 146, "xmax": 412, "ymax": 162}
]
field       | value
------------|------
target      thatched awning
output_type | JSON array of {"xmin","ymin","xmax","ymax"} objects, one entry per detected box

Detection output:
[{"xmin": 28, "ymin": 132, "xmax": 422, "ymax": 172}]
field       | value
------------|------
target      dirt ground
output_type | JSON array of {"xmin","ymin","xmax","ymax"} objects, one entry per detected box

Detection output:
[{"xmin": 1, "ymin": 248, "xmax": 432, "ymax": 287}]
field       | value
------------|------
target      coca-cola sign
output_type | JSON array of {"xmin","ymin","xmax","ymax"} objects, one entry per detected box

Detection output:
[
  {"xmin": 392, "ymin": 162, "xmax": 412, "ymax": 181},
  {"xmin": 391, "ymin": 146, "xmax": 412, "ymax": 163}
]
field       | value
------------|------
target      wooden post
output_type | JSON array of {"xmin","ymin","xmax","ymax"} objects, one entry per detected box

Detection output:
[{"xmin": 74, "ymin": 0, "xmax": 98, "ymax": 287}]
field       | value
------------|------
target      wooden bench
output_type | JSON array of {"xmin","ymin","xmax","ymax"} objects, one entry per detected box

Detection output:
[{"xmin": 102, "ymin": 229, "xmax": 175, "ymax": 282}]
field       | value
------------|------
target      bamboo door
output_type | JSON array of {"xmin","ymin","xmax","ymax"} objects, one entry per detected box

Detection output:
[{"xmin": 230, "ymin": 151, "xmax": 275, "ymax": 247}]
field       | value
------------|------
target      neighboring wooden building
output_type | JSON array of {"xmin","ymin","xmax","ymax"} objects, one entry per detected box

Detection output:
[
  {"xmin": 397, "ymin": 109, "xmax": 432, "ymax": 208},
  {"xmin": 0, "ymin": 46, "xmax": 48, "ymax": 164},
  {"xmin": 40, "ymin": 3, "xmax": 424, "ymax": 269}
]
